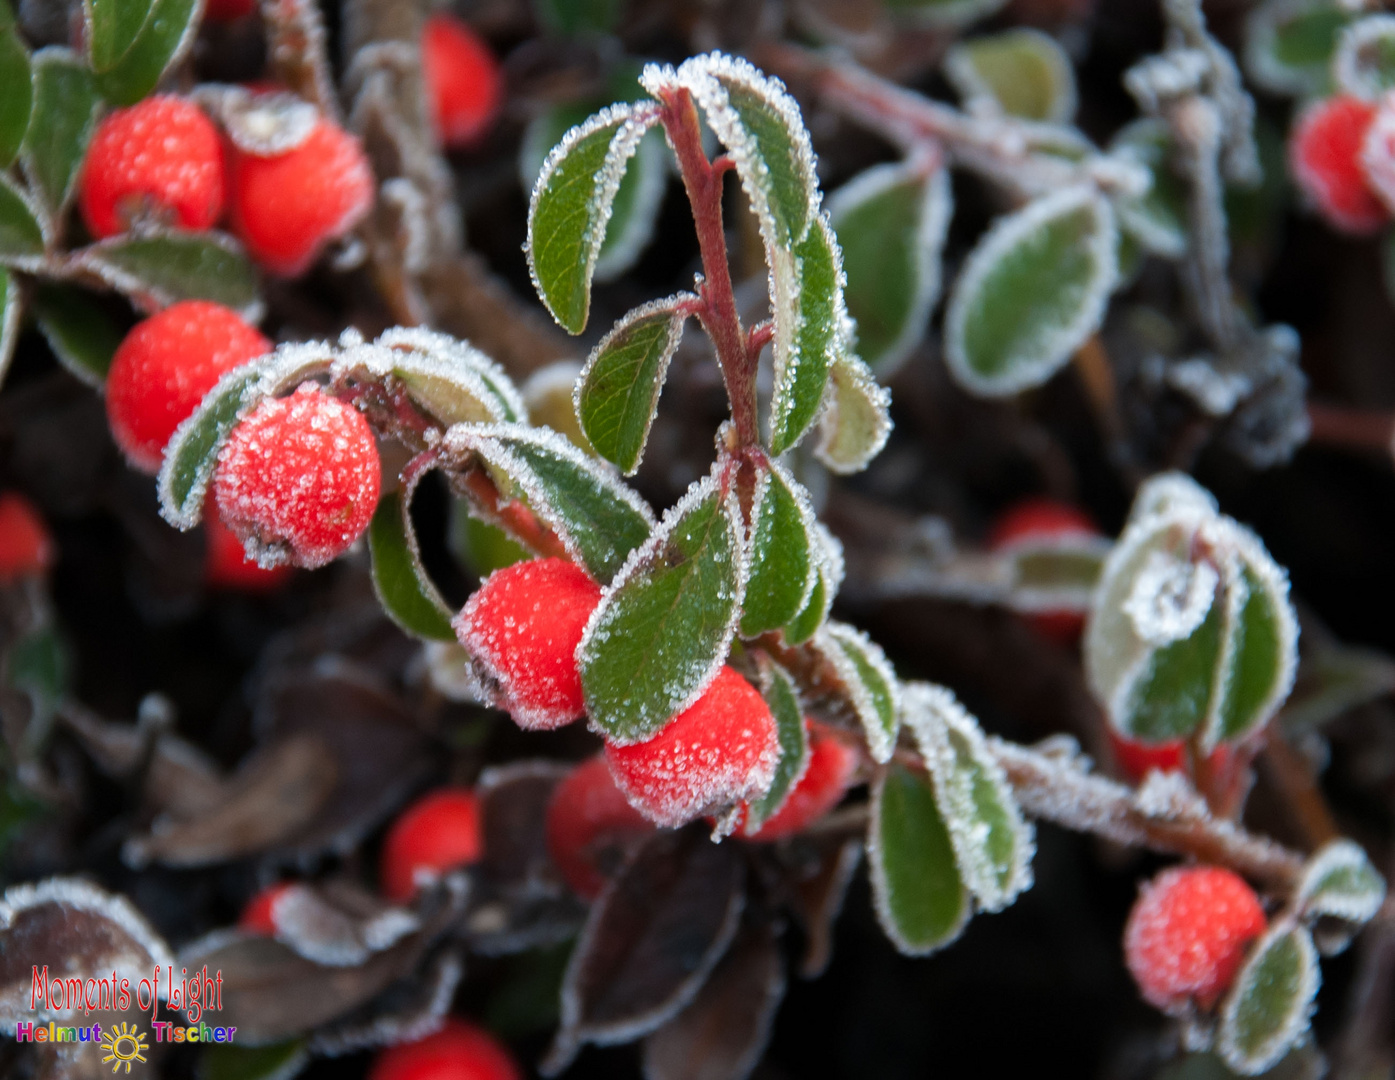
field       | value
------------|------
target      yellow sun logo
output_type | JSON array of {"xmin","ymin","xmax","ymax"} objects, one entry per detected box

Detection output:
[{"xmin": 99, "ymin": 1022, "xmax": 149, "ymax": 1073}]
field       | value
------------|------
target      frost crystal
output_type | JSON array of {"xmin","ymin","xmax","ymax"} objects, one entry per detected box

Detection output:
[{"xmin": 1123, "ymin": 548, "xmax": 1221, "ymax": 645}]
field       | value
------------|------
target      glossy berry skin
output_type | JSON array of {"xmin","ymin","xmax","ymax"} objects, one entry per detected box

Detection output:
[
  {"xmin": 1124, "ymin": 866, "xmax": 1267, "ymax": 1012},
  {"xmin": 238, "ymin": 882, "xmax": 297, "ymax": 934},
  {"xmin": 454, "ymin": 557, "xmax": 601, "ymax": 730},
  {"xmin": 213, "ymin": 384, "xmax": 381, "ymax": 569},
  {"xmin": 0, "ymin": 493, "xmax": 54, "ymax": 581},
  {"xmin": 107, "ymin": 301, "xmax": 271, "ymax": 474},
  {"xmin": 422, "ymin": 14, "xmax": 502, "ymax": 149},
  {"xmin": 605, "ymin": 666, "xmax": 780, "ymax": 828},
  {"xmin": 80, "ymin": 96, "xmax": 224, "ymax": 239},
  {"xmin": 368, "ymin": 1019, "xmax": 520, "ymax": 1080},
  {"xmin": 988, "ymin": 498, "xmax": 1100, "ymax": 645},
  {"xmin": 381, "ymin": 788, "xmax": 483, "ymax": 903},
  {"xmin": 205, "ymin": 502, "xmax": 294, "ymax": 591},
  {"xmin": 1289, "ymin": 95, "xmax": 1388, "ymax": 235},
  {"xmin": 545, "ymin": 755, "xmax": 654, "ymax": 899},
  {"xmin": 739, "ymin": 720, "xmax": 859, "ymax": 841},
  {"xmin": 228, "ymin": 120, "xmax": 375, "ymax": 276}
]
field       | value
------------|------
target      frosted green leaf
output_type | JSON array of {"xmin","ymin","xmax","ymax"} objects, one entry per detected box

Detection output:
[
  {"xmin": 768, "ymin": 214, "xmax": 842, "ymax": 455},
  {"xmin": 829, "ymin": 159, "xmax": 951, "ymax": 376},
  {"xmin": 869, "ymin": 763, "xmax": 970, "ymax": 955},
  {"xmin": 1003, "ymin": 533, "xmax": 1109, "ymax": 615},
  {"xmin": 1111, "ymin": 120, "xmax": 1189, "ymax": 259},
  {"xmin": 0, "ymin": 25, "xmax": 32, "ymax": 168},
  {"xmin": 744, "ymin": 656, "xmax": 810, "ymax": 834},
  {"xmin": 30, "ymin": 284, "xmax": 123, "ymax": 386},
  {"xmin": 0, "ymin": 173, "xmax": 45, "ymax": 261},
  {"xmin": 1295, "ymin": 838, "xmax": 1386, "ymax": 925},
  {"xmin": 1333, "ymin": 15, "xmax": 1395, "ymax": 97},
  {"xmin": 0, "ymin": 268, "xmax": 19, "ymax": 386},
  {"xmin": 1218, "ymin": 924, "xmax": 1319, "ymax": 1076},
  {"xmin": 85, "ymin": 0, "xmax": 151, "ymax": 73},
  {"xmin": 1246, "ymin": 0, "xmax": 1353, "ymax": 96},
  {"xmin": 944, "ymin": 186, "xmax": 1117, "ymax": 397},
  {"xmin": 577, "ymin": 471, "xmax": 744, "ymax": 743},
  {"xmin": 944, "ymin": 29, "xmax": 1077, "ymax": 123},
  {"xmin": 814, "ymin": 351, "xmax": 891, "ymax": 475},
  {"xmin": 784, "ymin": 522, "xmax": 843, "ymax": 646},
  {"xmin": 449, "ymin": 500, "xmax": 529, "ymax": 577},
  {"xmin": 526, "ymin": 103, "xmax": 659, "ymax": 334},
  {"xmin": 374, "ymin": 327, "xmax": 526, "ymax": 424},
  {"xmin": 575, "ymin": 294, "xmax": 690, "ymax": 475},
  {"xmin": 816, "ymin": 621, "xmax": 898, "ymax": 763},
  {"xmin": 91, "ymin": 0, "xmax": 199, "ymax": 106},
  {"xmin": 21, "ymin": 48, "xmax": 100, "ymax": 222},
  {"xmin": 883, "ymin": 0, "xmax": 1009, "ymax": 29},
  {"xmin": 368, "ymin": 489, "xmax": 455, "ymax": 643},
  {"xmin": 76, "ymin": 230, "xmax": 259, "ymax": 317},
  {"xmin": 740, "ymin": 460, "xmax": 816, "ymax": 637}
]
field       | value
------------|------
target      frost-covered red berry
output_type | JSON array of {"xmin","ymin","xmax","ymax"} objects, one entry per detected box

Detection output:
[
  {"xmin": 368, "ymin": 1018, "xmax": 520, "ymax": 1080},
  {"xmin": 739, "ymin": 719, "xmax": 859, "ymax": 841},
  {"xmin": 989, "ymin": 497, "xmax": 1100, "ymax": 645},
  {"xmin": 380, "ymin": 788, "xmax": 483, "ymax": 902},
  {"xmin": 228, "ymin": 119, "xmax": 375, "ymax": 276},
  {"xmin": 453, "ymin": 557, "xmax": 601, "ymax": 729},
  {"xmin": 604, "ymin": 666, "xmax": 780, "ymax": 828},
  {"xmin": 1124, "ymin": 865, "xmax": 1267, "ymax": 1011},
  {"xmin": 0, "ymin": 493, "xmax": 54, "ymax": 581},
  {"xmin": 213, "ymin": 384, "xmax": 381, "ymax": 569},
  {"xmin": 107, "ymin": 301, "xmax": 271, "ymax": 474},
  {"xmin": 205, "ymin": 502, "xmax": 293, "ymax": 591},
  {"xmin": 422, "ymin": 13, "xmax": 502, "ymax": 149},
  {"xmin": 238, "ymin": 881, "xmax": 296, "ymax": 934},
  {"xmin": 79, "ymin": 95, "xmax": 224, "ymax": 239},
  {"xmin": 1108, "ymin": 729, "xmax": 1235, "ymax": 786},
  {"xmin": 545, "ymin": 755, "xmax": 654, "ymax": 899},
  {"xmin": 1289, "ymin": 95, "xmax": 1388, "ymax": 235}
]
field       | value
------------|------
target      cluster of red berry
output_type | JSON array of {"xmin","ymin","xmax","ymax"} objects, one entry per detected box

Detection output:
[{"xmin": 1288, "ymin": 93, "xmax": 1395, "ymax": 235}]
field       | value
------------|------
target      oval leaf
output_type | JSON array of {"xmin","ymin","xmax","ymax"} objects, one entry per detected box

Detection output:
[
  {"xmin": 578, "ymin": 470, "xmax": 745, "ymax": 744},
  {"xmin": 21, "ymin": 48, "xmax": 100, "ymax": 222},
  {"xmin": 769, "ymin": 213, "xmax": 843, "ymax": 455},
  {"xmin": 945, "ymin": 29, "xmax": 1077, "ymax": 123},
  {"xmin": 575, "ymin": 294, "xmax": 690, "ymax": 475},
  {"xmin": 743, "ymin": 657, "xmax": 811, "ymax": 834},
  {"xmin": 1245, "ymin": 0, "xmax": 1352, "ymax": 96},
  {"xmin": 91, "ymin": 0, "xmax": 200, "ymax": 106},
  {"xmin": 815, "ymin": 621, "xmax": 899, "ymax": 763},
  {"xmin": 0, "ymin": 172, "xmax": 45, "ymax": 260},
  {"xmin": 1218, "ymin": 924, "xmax": 1320, "ymax": 1076},
  {"xmin": 368, "ymin": 490, "xmax": 455, "ymax": 643},
  {"xmin": 869, "ymin": 763, "xmax": 970, "ymax": 955},
  {"xmin": 740, "ymin": 459, "xmax": 816, "ymax": 637},
  {"xmin": 944, "ymin": 186, "xmax": 1117, "ymax": 397},
  {"xmin": 30, "ymin": 283, "xmax": 124, "ymax": 386},
  {"xmin": 374, "ymin": 327, "xmax": 526, "ymax": 425},
  {"xmin": 830, "ymin": 158, "xmax": 952, "ymax": 376},
  {"xmin": 86, "ymin": 0, "xmax": 152, "ymax": 73},
  {"xmin": 1296, "ymin": 838, "xmax": 1387, "ymax": 925},
  {"xmin": 783, "ymin": 522, "xmax": 843, "ymax": 646},
  {"xmin": 1111, "ymin": 119, "xmax": 1189, "ymax": 258},
  {"xmin": 76, "ymin": 230, "xmax": 260, "ymax": 316},
  {"xmin": 0, "ymin": 27, "xmax": 32, "ymax": 168},
  {"xmin": 813, "ymin": 351, "xmax": 892, "ymax": 475}
]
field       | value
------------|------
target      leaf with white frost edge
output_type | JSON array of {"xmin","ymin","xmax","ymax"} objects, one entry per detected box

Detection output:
[
  {"xmin": 814, "ymin": 350, "xmax": 892, "ymax": 475},
  {"xmin": 1109, "ymin": 119, "xmax": 1189, "ymax": 259},
  {"xmin": 575, "ymin": 294, "xmax": 691, "ymax": 475},
  {"xmin": 0, "ymin": 269, "xmax": 20, "ymax": 387},
  {"xmin": 816, "ymin": 621, "xmax": 899, "ymax": 763},
  {"xmin": 373, "ymin": 327, "xmax": 527, "ymax": 424},
  {"xmin": 368, "ymin": 489, "xmax": 456, "ymax": 643},
  {"xmin": 944, "ymin": 28, "xmax": 1078, "ymax": 123},
  {"xmin": 784, "ymin": 522, "xmax": 844, "ymax": 645},
  {"xmin": 1217, "ymin": 923, "xmax": 1320, "ymax": 1077},
  {"xmin": 576, "ymin": 469, "xmax": 746, "ymax": 744},
  {"xmin": 744, "ymin": 656, "xmax": 810, "ymax": 833},
  {"xmin": 21, "ymin": 48, "xmax": 99, "ymax": 224},
  {"xmin": 1296, "ymin": 838, "xmax": 1387, "ymax": 925},
  {"xmin": 901, "ymin": 682, "xmax": 1034, "ymax": 912},
  {"xmin": 1333, "ymin": 15, "xmax": 1395, "ymax": 98},
  {"xmin": 944, "ymin": 186, "xmax": 1117, "ymax": 397},
  {"xmin": 1244, "ymin": 0, "xmax": 1353, "ymax": 97},
  {"xmin": 741, "ymin": 459, "xmax": 817, "ymax": 637},
  {"xmin": 829, "ymin": 158, "xmax": 952, "ymax": 376},
  {"xmin": 526, "ymin": 102, "xmax": 660, "ymax": 334}
]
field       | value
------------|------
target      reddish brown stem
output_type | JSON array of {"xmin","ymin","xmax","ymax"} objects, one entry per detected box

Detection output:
[
  {"xmin": 1306, "ymin": 402, "xmax": 1395, "ymax": 458},
  {"xmin": 456, "ymin": 468, "xmax": 571, "ymax": 562}
]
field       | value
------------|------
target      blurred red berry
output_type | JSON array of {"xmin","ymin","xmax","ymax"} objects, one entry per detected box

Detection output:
[
  {"xmin": 213, "ymin": 384, "xmax": 381, "ymax": 569},
  {"xmin": 545, "ymin": 755, "xmax": 654, "ymax": 899},
  {"xmin": 1107, "ymin": 729, "xmax": 1237, "ymax": 786},
  {"xmin": 605, "ymin": 666, "xmax": 780, "ymax": 828},
  {"xmin": 80, "ymin": 96, "xmax": 224, "ymax": 239},
  {"xmin": 0, "ymin": 493, "xmax": 54, "ymax": 581},
  {"xmin": 421, "ymin": 13, "xmax": 502, "ymax": 149},
  {"xmin": 368, "ymin": 1018, "xmax": 520, "ymax": 1080},
  {"xmin": 204, "ymin": 501, "xmax": 293, "ymax": 591},
  {"xmin": 739, "ymin": 719, "xmax": 859, "ymax": 841},
  {"xmin": 106, "ymin": 300, "xmax": 271, "ymax": 474},
  {"xmin": 203, "ymin": 0, "xmax": 257, "ymax": 20},
  {"xmin": 381, "ymin": 788, "xmax": 483, "ymax": 902},
  {"xmin": 1124, "ymin": 865, "xmax": 1267, "ymax": 1011},
  {"xmin": 1290, "ymin": 95, "xmax": 1388, "ymax": 235},
  {"xmin": 989, "ymin": 497, "xmax": 1100, "ymax": 645},
  {"xmin": 228, "ymin": 119, "xmax": 375, "ymax": 276},
  {"xmin": 238, "ymin": 881, "xmax": 296, "ymax": 934}
]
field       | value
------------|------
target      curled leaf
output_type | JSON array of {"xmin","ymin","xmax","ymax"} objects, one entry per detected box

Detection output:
[
  {"xmin": 741, "ymin": 460, "xmax": 817, "ymax": 637},
  {"xmin": 815, "ymin": 621, "xmax": 899, "ymax": 763},
  {"xmin": 813, "ymin": 351, "xmax": 892, "ymax": 475},
  {"xmin": 1217, "ymin": 923, "xmax": 1320, "ymax": 1076},
  {"xmin": 1295, "ymin": 838, "xmax": 1386, "ymax": 926}
]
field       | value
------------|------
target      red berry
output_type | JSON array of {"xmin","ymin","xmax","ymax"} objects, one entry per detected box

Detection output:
[
  {"xmin": 1124, "ymin": 866, "xmax": 1267, "ymax": 1011},
  {"xmin": 79, "ymin": 96, "xmax": 224, "ymax": 240},
  {"xmin": 0, "ymin": 493, "xmax": 54, "ymax": 581},
  {"xmin": 545, "ymin": 755, "xmax": 654, "ymax": 899},
  {"xmin": 205, "ymin": 501, "xmax": 293, "ymax": 591},
  {"xmin": 381, "ymin": 788, "xmax": 483, "ymax": 903},
  {"xmin": 368, "ymin": 1018, "xmax": 520, "ymax": 1080},
  {"xmin": 1289, "ymin": 95, "xmax": 1388, "ymax": 235},
  {"xmin": 106, "ymin": 301, "xmax": 271, "ymax": 474},
  {"xmin": 988, "ymin": 498, "xmax": 1100, "ymax": 645},
  {"xmin": 604, "ymin": 666, "xmax": 780, "ymax": 828},
  {"xmin": 421, "ymin": 13, "xmax": 502, "ymax": 149},
  {"xmin": 453, "ymin": 557, "xmax": 601, "ymax": 730},
  {"xmin": 228, "ymin": 119, "xmax": 375, "ymax": 276},
  {"xmin": 1107, "ymin": 729, "xmax": 1237, "ymax": 786},
  {"xmin": 238, "ymin": 882, "xmax": 296, "ymax": 934},
  {"xmin": 213, "ymin": 384, "xmax": 381, "ymax": 569},
  {"xmin": 203, "ymin": 0, "xmax": 257, "ymax": 20},
  {"xmin": 739, "ymin": 719, "xmax": 859, "ymax": 841}
]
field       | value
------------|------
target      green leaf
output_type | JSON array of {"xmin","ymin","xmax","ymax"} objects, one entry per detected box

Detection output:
[
  {"xmin": 201, "ymin": 1040, "xmax": 309, "ymax": 1080},
  {"xmin": 784, "ymin": 570, "xmax": 826, "ymax": 646},
  {"xmin": 1111, "ymin": 120, "xmax": 1189, "ymax": 259},
  {"xmin": 1003, "ymin": 535, "xmax": 1108, "ymax": 615},
  {"xmin": 21, "ymin": 48, "xmax": 100, "ymax": 222},
  {"xmin": 944, "ymin": 29, "xmax": 1077, "ymax": 123},
  {"xmin": 869, "ymin": 763, "xmax": 970, "ymax": 955},
  {"xmin": 817, "ymin": 621, "xmax": 898, "ymax": 763},
  {"xmin": 0, "ymin": 173, "xmax": 45, "ymax": 260},
  {"xmin": 575, "ymin": 294, "xmax": 689, "ymax": 474},
  {"xmin": 368, "ymin": 490, "xmax": 455, "ymax": 642},
  {"xmin": 830, "ymin": 159, "xmax": 951, "ymax": 376},
  {"xmin": 1218, "ymin": 924, "xmax": 1319, "ymax": 1076},
  {"xmin": 769, "ymin": 214, "xmax": 842, "ymax": 455},
  {"xmin": 814, "ymin": 350, "xmax": 892, "ymax": 475},
  {"xmin": 1123, "ymin": 591, "xmax": 1225, "ymax": 742},
  {"xmin": 1207, "ymin": 566, "xmax": 1287, "ymax": 744},
  {"xmin": 30, "ymin": 283, "xmax": 123, "ymax": 386},
  {"xmin": 577, "ymin": 471, "xmax": 744, "ymax": 743},
  {"xmin": 744, "ymin": 656, "xmax": 810, "ymax": 834},
  {"xmin": 740, "ymin": 460, "xmax": 815, "ymax": 636},
  {"xmin": 531, "ymin": 0, "xmax": 622, "ymax": 37},
  {"xmin": 375, "ymin": 326, "xmax": 526, "ymax": 425},
  {"xmin": 76, "ymin": 230, "xmax": 260, "ymax": 315},
  {"xmin": 783, "ymin": 522, "xmax": 842, "ymax": 645},
  {"xmin": 1334, "ymin": 15, "xmax": 1395, "ymax": 97},
  {"xmin": 903, "ymin": 683, "xmax": 1034, "ymax": 911},
  {"xmin": 1245, "ymin": 0, "xmax": 1352, "ymax": 96},
  {"xmin": 945, "ymin": 186, "xmax": 1117, "ymax": 397},
  {"xmin": 85, "ymin": 0, "xmax": 152, "ymax": 73},
  {"xmin": 92, "ymin": 0, "xmax": 199, "ymax": 106},
  {"xmin": 443, "ymin": 423, "xmax": 654, "ymax": 583},
  {"xmin": 449, "ymin": 499, "xmax": 530, "ymax": 577},
  {"xmin": 526, "ymin": 102, "xmax": 658, "ymax": 334},
  {"xmin": 0, "ymin": 267, "xmax": 20, "ymax": 386},
  {"xmin": 1295, "ymin": 838, "xmax": 1387, "ymax": 925},
  {"xmin": 0, "ymin": 26, "xmax": 32, "ymax": 168}
]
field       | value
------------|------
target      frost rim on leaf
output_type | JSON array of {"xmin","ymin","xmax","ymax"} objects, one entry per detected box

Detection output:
[
  {"xmin": 943, "ymin": 28, "xmax": 1078, "ymax": 124},
  {"xmin": 1217, "ymin": 923, "xmax": 1320, "ymax": 1076},
  {"xmin": 594, "ymin": 129, "xmax": 669, "ymax": 283},
  {"xmin": 1243, "ymin": 0, "xmax": 1350, "ymax": 96},
  {"xmin": 1296, "ymin": 838, "xmax": 1388, "ymax": 924},
  {"xmin": 813, "ymin": 349, "xmax": 893, "ymax": 474},
  {"xmin": 372, "ymin": 326, "xmax": 528, "ymax": 423},
  {"xmin": 743, "ymin": 457, "xmax": 820, "ymax": 630},
  {"xmin": 816, "ymin": 620, "xmax": 900, "ymax": 763},
  {"xmin": 1333, "ymin": 15, "xmax": 1395, "ymax": 99}
]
